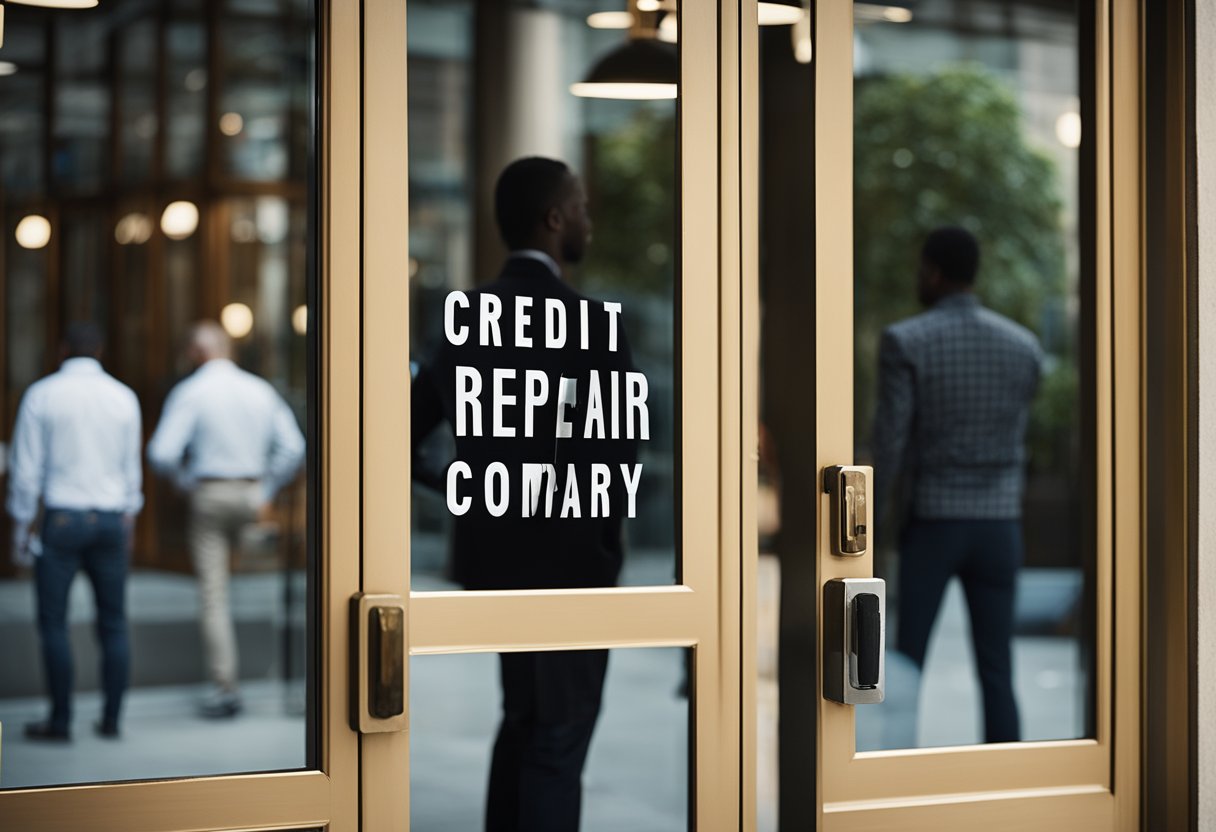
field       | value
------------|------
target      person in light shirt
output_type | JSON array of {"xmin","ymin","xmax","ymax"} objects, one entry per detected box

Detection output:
[
  {"xmin": 147, "ymin": 321, "xmax": 305, "ymax": 718},
  {"xmin": 6, "ymin": 322, "xmax": 143, "ymax": 741}
]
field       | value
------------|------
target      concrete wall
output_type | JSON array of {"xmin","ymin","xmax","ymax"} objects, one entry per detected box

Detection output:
[{"xmin": 1199, "ymin": 0, "xmax": 1215, "ymax": 826}]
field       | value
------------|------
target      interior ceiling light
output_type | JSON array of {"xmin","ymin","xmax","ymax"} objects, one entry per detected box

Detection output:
[
  {"xmin": 854, "ymin": 3, "xmax": 914, "ymax": 24},
  {"xmin": 220, "ymin": 302, "xmax": 254, "ymax": 339},
  {"xmin": 219, "ymin": 112, "xmax": 244, "ymax": 136},
  {"xmin": 161, "ymin": 200, "xmax": 199, "ymax": 240},
  {"xmin": 587, "ymin": 11, "xmax": 633, "ymax": 29},
  {"xmin": 0, "ymin": 61, "xmax": 17, "ymax": 76},
  {"xmin": 6, "ymin": 1, "xmax": 100, "ymax": 6},
  {"xmin": 115, "ymin": 212, "xmax": 153, "ymax": 245},
  {"xmin": 573, "ymin": 0, "xmax": 677, "ymax": 100},
  {"xmin": 15, "ymin": 214, "xmax": 51, "ymax": 250},
  {"xmin": 656, "ymin": 12, "xmax": 677, "ymax": 43},
  {"xmin": 792, "ymin": 11, "xmax": 812, "ymax": 63},
  {"xmin": 758, "ymin": 0, "xmax": 804, "ymax": 25},
  {"xmin": 0, "ymin": 1, "xmax": 99, "ymax": 49},
  {"xmin": 1055, "ymin": 111, "xmax": 1082, "ymax": 149}
]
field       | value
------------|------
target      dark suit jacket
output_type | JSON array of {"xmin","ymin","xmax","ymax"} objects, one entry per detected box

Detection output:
[{"xmin": 411, "ymin": 256, "xmax": 638, "ymax": 590}]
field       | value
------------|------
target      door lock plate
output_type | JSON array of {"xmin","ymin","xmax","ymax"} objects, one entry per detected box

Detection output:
[
  {"xmin": 823, "ymin": 465, "xmax": 871, "ymax": 557},
  {"xmin": 350, "ymin": 593, "xmax": 408, "ymax": 733},
  {"xmin": 823, "ymin": 578, "xmax": 886, "ymax": 705}
]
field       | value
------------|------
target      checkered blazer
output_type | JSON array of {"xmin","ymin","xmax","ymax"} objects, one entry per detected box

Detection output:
[{"xmin": 872, "ymin": 293, "xmax": 1043, "ymax": 521}]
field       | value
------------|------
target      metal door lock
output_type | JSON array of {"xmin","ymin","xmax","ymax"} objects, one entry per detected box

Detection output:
[
  {"xmin": 823, "ymin": 578, "xmax": 886, "ymax": 705},
  {"xmin": 823, "ymin": 465, "xmax": 871, "ymax": 557},
  {"xmin": 350, "ymin": 593, "xmax": 408, "ymax": 733}
]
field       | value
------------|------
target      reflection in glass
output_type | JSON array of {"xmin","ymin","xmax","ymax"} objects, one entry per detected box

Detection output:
[
  {"xmin": 411, "ymin": 648, "xmax": 687, "ymax": 831},
  {"xmin": 408, "ymin": 0, "xmax": 679, "ymax": 591},
  {"xmin": 0, "ymin": 0, "xmax": 314, "ymax": 789},
  {"xmin": 852, "ymin": 0, "xmax": 1090, "ymax": 750}
]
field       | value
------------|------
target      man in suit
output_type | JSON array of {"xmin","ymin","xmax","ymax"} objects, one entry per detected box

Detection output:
[
  {"xmin": 7, "ymin": 322, "xmax": 143, "ymax": 740},
  {"xmin": 412, "ymin": 157, "xmax": 638, "ymax": 831},
  {"xmin": 872, "ymin": 226, "xmax": 1043, "ymax": 744}
]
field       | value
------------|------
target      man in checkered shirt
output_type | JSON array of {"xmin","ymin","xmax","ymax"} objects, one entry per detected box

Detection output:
[{"xmin": 872, "ymin": 226, "xmax": 1043, "ymax": 743}]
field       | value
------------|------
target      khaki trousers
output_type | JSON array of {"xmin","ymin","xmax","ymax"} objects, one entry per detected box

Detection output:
[{"xmin": 188, "ymin": 480, "xmax": 260, "ymax": 691}]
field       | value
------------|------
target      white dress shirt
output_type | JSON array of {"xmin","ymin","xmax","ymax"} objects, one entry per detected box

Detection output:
[
  {"xmin": 509, "ymin": 249, "xmax": 562, "ymax": 278},
  {"xmin": 147, "ymin": 359, "xmax": 305, "ymax": 503},
  {"xmin": 6, "ymin": 357, "xmax": 144, "ymax": 532}
]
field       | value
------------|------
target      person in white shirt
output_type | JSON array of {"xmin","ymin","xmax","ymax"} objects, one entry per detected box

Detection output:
[
  {"xmin": 6, "ymin": 322, "xmax": 143, "ymax": 741},
  {"xmin": 147, "ymin": 321, "xmax": 305, "ymax": 718}
]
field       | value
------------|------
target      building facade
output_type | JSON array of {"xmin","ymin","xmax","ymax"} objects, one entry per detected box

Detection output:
[{"xmin": 0, "ymin": 0, "xmax": 1211, "ymax": 829}]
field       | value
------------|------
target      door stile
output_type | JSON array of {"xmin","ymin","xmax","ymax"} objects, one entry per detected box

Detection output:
[
  {"xmin": 715, "ymin": 0, "xmax": 754, "ymax": 829},
  {"xmin": 736, "ymin": 0, "xmax": 761, "ymax": 829},
  {"xmin": 324, "ymin": 0, "xmax": 365, "ymax": 829},
  {"xmin": 1109, "ymin": 0, "xmax": 1143, "ymax": 826},
  {"xmin": 361, "ymin": 0, "xmax": 412, "ymax": 829},
  {"xmin": 813, "ymin": 0, "xmax": 863, "ymax": 822}
]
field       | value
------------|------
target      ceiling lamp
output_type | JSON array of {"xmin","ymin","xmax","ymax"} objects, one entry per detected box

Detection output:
[
  {"xmin": 6, "ymin": 1, "xmax": 99, "ymax": 6},
  {"xmin": 115, "ymin": 212, "xmax": 153, "ymax": 245},
  {"xmin": 587, "ymin": 11, "xmax": 633, "ymax": 29},
  {"xmin": 0, "ymin": 1, "xmax": 99, "ymax": 49},
  {"xmin": 161, "ymin": 200, "xmax": 199, "ymax": 240},
  {"xmin": 573, "ymin": 0, "xmax": 677, "ymax": 100},
  {"xmin": 220, "ymin": 302, "xmax": 254, "ymax": 339},
  {"xmin": 15, "ymin": 214, "xmax": 51, "ymax": 249},
  {"xmin": 758, "ymin": 0, "xmax": 804, "ymax": 25}
]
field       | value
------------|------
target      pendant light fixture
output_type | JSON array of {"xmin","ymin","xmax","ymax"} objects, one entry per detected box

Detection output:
[
  {"xmin": 0, "ymin": 0, "xmax": 100, "ymax": 49},
  {"xmin": 572, "ymin": 0, "xmax": 677, "ymax": 100}
]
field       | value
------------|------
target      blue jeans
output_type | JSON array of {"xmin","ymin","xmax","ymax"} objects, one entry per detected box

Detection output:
[
  {"xmin": 897, "ymin": 517, "xmax": 1022, "ymax": 743},
  {"xmin": 35, "ymin": 509, "xmax": 130, "ymax": 732}
]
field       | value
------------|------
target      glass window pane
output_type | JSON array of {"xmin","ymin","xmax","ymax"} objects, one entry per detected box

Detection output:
[
  {"xmin": 409, "ymin": 0, "xmax": 681, "ymax": 592},
  {"xmin": 411, "ymin": 648, "xmax": 689, "ymax": 830},
  {"xmin": 0, "ymin": 0, "xmax": 316, "ymax": 789},
  {"xmin": 850, "ymin": 0, "xmax": 1091, "ymax": 749}
]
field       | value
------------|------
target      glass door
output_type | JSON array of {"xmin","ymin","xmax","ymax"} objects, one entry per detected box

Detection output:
[
  {"xmin": 806, "ymin": 0, "xmax": 1142, "ymax": 827},
  {"xmin": 367, "ymin": 0, "xmax": 747, "ymax": 828},
  {"xmin": 0, "ymin": 1, "xmax": 359, "ymax": 829}
]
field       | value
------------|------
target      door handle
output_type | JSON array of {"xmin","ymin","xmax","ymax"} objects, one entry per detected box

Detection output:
[
  {"xmin": 823, "ymin": 465, "xmax": 871, "ymax": 556},
  {"xmin": 350, "ymin": 593, "xmax": 408, "ymax": 733},
  {"xmin": 823, "ymin": 578, "xmax": 886, "ymax": 705}
]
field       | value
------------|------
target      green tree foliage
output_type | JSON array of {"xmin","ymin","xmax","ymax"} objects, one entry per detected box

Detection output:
[
  {"xmin": 580, "ymin": 105, "xmax": 677, "ymax": 296},
  {"xmin": 854, "ymin": 65, "xmax": 1073, "ymax": 472}
]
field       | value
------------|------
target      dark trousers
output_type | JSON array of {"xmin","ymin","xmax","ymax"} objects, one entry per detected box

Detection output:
[
  {"xmin": 897, "ymin": 517, "xmax": 1021, "ymax": 743},
  {"xmin": 34, "ymin": 509, "xmax": 130, "ymax": 732},
  {"xmin": 486, "ymin": 650, "xmax": 609, "ymax": 832}
]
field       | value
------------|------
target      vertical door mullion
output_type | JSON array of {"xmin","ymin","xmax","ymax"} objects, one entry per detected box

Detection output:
[{"xmin": 361, "ymin": 0, "xmax": 411, "ymax": 828}]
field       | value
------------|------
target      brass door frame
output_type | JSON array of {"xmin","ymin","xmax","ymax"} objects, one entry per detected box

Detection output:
[
  {"xmin": 812, "ymin": 1, "xmax": 1143, "ymax": 829},
  {"xmin": 0, "ymin": 1, "xmax": 363, "ymax": 829}
]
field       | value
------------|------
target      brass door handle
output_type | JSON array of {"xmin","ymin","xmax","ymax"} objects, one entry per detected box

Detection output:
[
  {"xmin": 350, "ymin": 593, "xmax": 408, "ymax": 733},
  {"xmin": 823, "ymin": 465, "xmax": 871, "ymax": 557}
]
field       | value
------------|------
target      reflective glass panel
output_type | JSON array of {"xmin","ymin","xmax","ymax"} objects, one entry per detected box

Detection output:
[
  {"xmin": 408, "ymin": 0, "xmax": 681, "ymax": 591},
  {"xmin": 0, "ymin": 0, "xmax": 316, "ymax": 789},
  {"xmin": 851, "ymin": 0, "xmax": 1092, "ymax": 750},
  {"xmin": 411, "ymin": 648, "xmax": 689, "ymax": 830}
]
